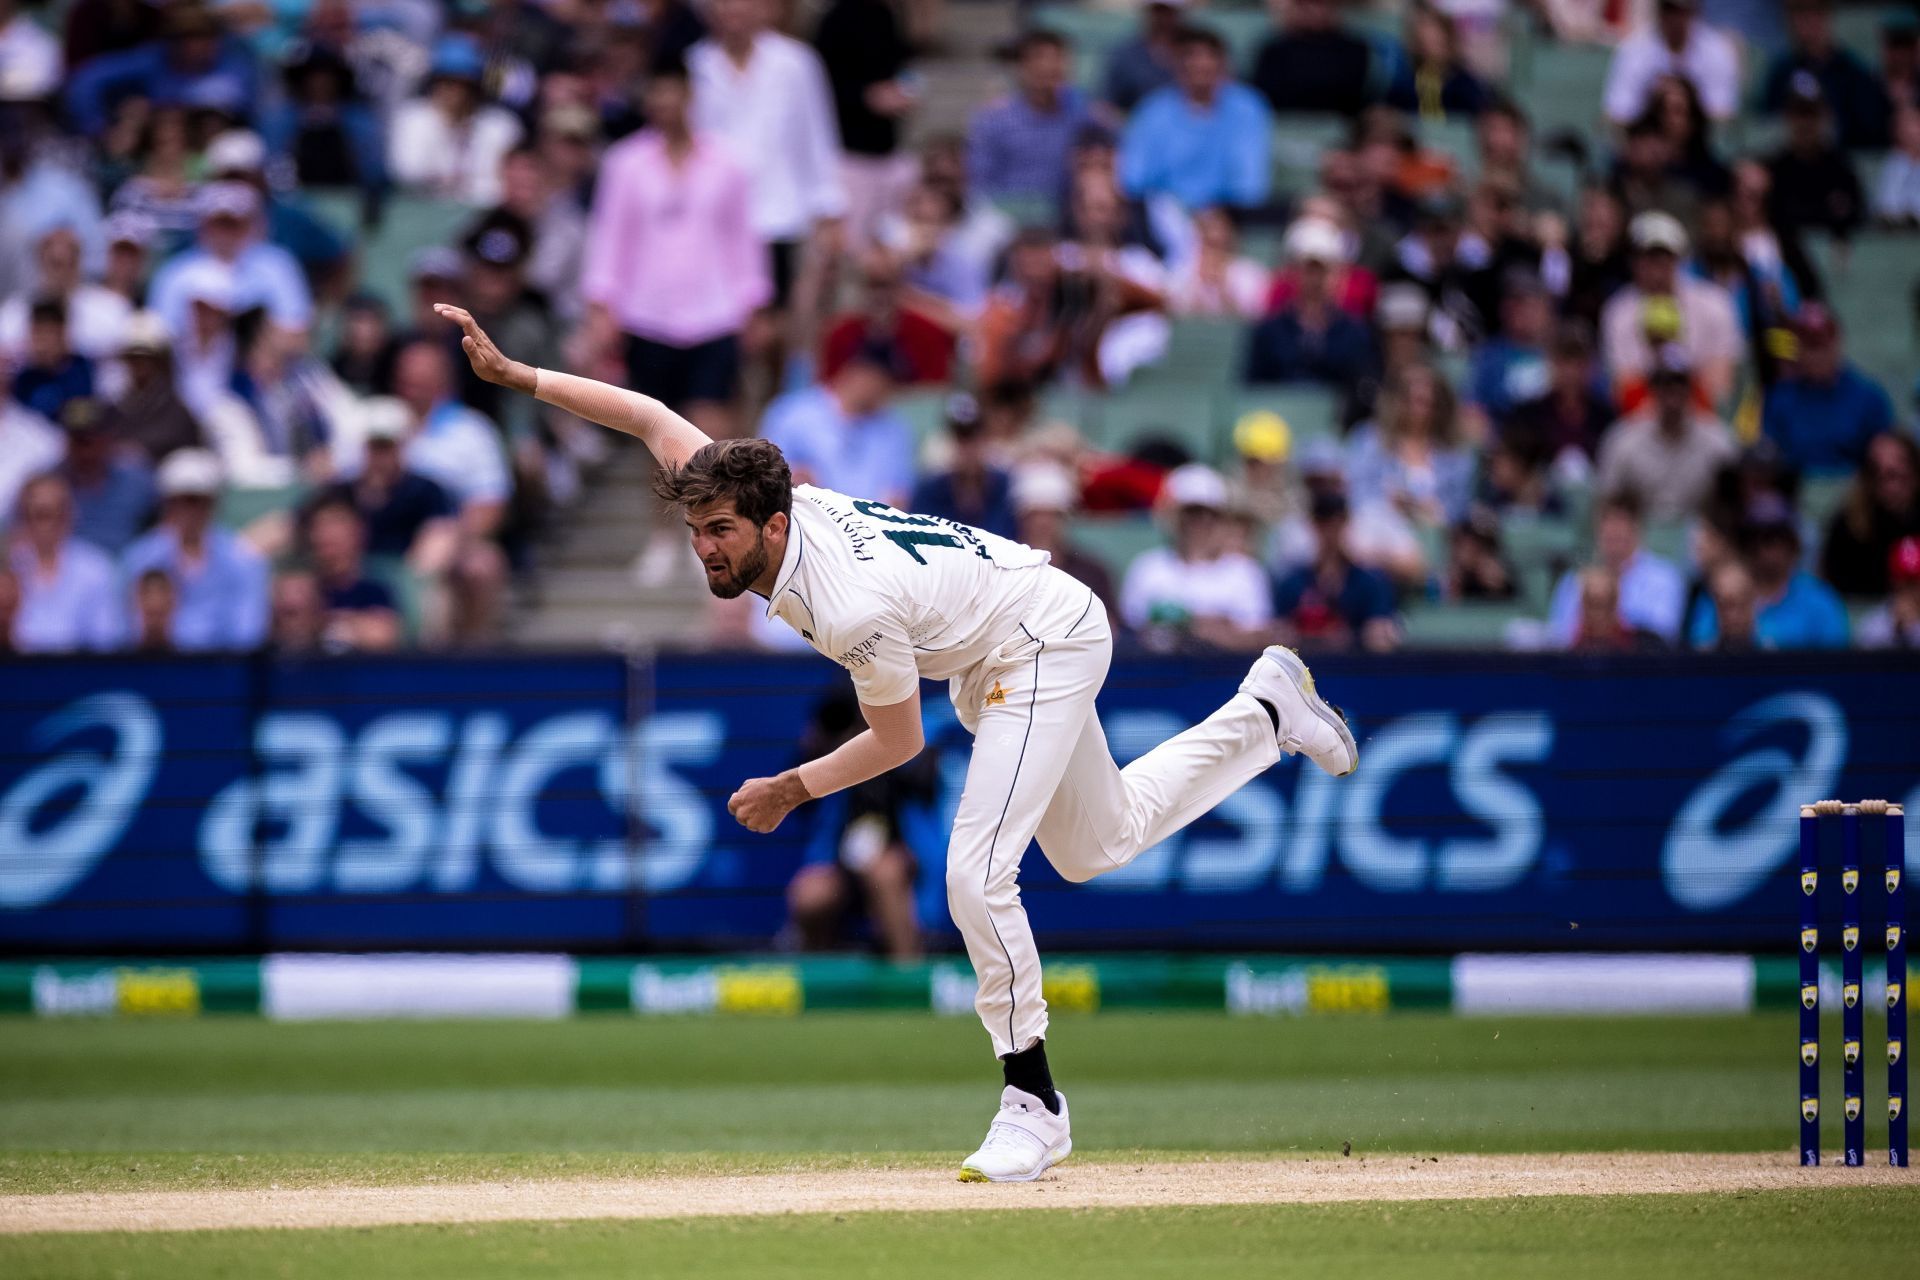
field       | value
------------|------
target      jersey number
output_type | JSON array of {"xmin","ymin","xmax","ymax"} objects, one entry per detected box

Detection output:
[{"xmin": 853, "ymin": 500, "xmax": 989, "ymax": 566}]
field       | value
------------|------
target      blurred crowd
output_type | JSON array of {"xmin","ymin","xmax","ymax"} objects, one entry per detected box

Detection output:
[{"xmin": 1, "ymin": 0, "xmax": 1918, "ymax": 658}]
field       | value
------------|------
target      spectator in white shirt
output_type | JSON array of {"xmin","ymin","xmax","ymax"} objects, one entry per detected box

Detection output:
[
  {"xmin": 1166, "ymin": 206, "xmax": 1271, "ymax": 320},
  {"xmin": 690, "ymin": 0, "xmax": 847, "ymax": 306},
  {"xmin": 7, "ymin": 472, "xmax": 123, "ymax": 652},
  {"xmin": 0, "ymin": 226, "xmax": 131, "ymax": 380},
  {"xmin": 1874, "ymin": 105, "xmax": 1920, "ymax": 227},
  {"xmin": 388, "ymin": 35, "xmax": 525, "ymax": 207},
  {"xmin": 1121, "ymin": 463, "xmax": 1274, "ymax": 652},
  {"xmin": 146, "ymin": 182, "xmax": 313, "ymax": 343},
  {"xmin": 0, "ymin": 392, "xmax": 63, "ymax": 534},
  {"xmin": 1604, "ymin": 0, "xmax": 1742, "ymax": 124},
  {"xmin": 1600, "ymin": 210, "xmax": 1742, "ymax": 405},
  {"xmin": 1546, "ymin": 491, "xmax": 1687, "ymax": 646}
]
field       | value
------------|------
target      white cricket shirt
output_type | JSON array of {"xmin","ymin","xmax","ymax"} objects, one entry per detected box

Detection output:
[{"xmin": 762, "ymin": 484, "xmax": 1053, "ymax": 706}]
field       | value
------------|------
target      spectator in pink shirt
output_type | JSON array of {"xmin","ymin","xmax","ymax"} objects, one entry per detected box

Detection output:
[{"xmin": 582, "ymin": 57, "xmax": 769, "ymax": 445}]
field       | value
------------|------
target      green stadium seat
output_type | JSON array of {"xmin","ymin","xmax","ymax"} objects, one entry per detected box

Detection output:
[
  {"xmin": 1501, "ymin": 514, "xmax": 1583, "ymax": 571},
  {"xmin": 1039, "ymin": 385, "xmax": 1103, "ymax": 437},
  {"xmin": 1641, "ymin": 520, "xmax": 1691, "ymax": 565},
  {"xmin": 1097, "ymin": 383, "xmax": 1221, "ymax": 461},
  {"xmin": 1271, "ymin": 115, "xmax": 1352, "ymax": 196},
  {"xmin": 1419, "ymin": 117, "xmax": 1480, "ymax": 177},
  {"xmin": 1514, "ymin": 43, "xmax": 1610, "ymax": 136},
  {"xmin": 893, "ymin": 388, "xmax": 952, "ymax": 448},
  {"xmin": 1799, "ymin": 473, "xmax": 1855, "ymax": 533},
  {"xmin": 1399, "ymin": 600, "xmax": 1535, "ymax": 648},
  {"xmin": 218, "ymin": 484, "xmax": 306, "ymax": 531},
  {"xmin": 1147, "ymin": 318, "xmax": 1246, "ymax": 389},
  {"xmin": 1067, "ymin": 515, "xmax": 1163, "ymax": 584}
]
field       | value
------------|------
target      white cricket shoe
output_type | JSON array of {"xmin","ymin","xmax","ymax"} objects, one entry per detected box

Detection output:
[
  {"xmin": 958, "ymin": 1087, "xmax": 1072, "ymax": 1183},
  {"xmin": 1240, "ymin": 645, "xmax": 1359, "ymax": 777}
]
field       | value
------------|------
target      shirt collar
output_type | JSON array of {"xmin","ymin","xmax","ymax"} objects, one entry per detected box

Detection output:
[{"xmin": 761, "ymin": 500, "xmax": 806, "ymax": 619}]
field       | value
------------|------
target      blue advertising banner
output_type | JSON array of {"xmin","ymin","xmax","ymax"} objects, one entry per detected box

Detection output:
[{"xmin": 2, "ymin": 652, "xmax": 1916, "ymax": 953}]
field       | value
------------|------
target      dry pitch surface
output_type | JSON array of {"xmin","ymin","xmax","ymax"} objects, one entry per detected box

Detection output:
[{"xmin": 3, "ymin": 1153, "xmax": 1908, "ymax": 1234}]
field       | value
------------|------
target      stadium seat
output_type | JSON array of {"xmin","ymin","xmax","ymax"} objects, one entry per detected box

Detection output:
[
  {"xmin": 365, "ymin": 554, "xmax": 427, "ymax": 641},
  {"xmin": 218, "ymin": 484, "xmax": 306, "ymax": 531},
  {"xmin": 1068, "ymin": 514, "xmax": 1164, "ymax": 583},
  {"xmin": 892, "ymin": 388, "xmax": 952, "ymax": 448},
  {"xmin": 1399, "ymin": 600, "xmax": 1537, "ymax": 647},
  {"xmin": 1097, "ymin": 383, "xmax": 1222, "ymax": 461},
  {"xmin": 1148, "ymin": 318, "xmax": 1246, "ymax": 389},
  {"xmin": 1271, "ymin": 115, "xmax": 1353, "ymax": 197}
]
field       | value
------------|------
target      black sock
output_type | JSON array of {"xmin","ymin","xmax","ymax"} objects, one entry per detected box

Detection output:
[
  {"xmin": 1000, "ymin": 1041, "xmax": 1059, "ymax": 1114},
  {"xmin": 1256, "ymin": 698, "xmax": 1280, "ymax": 734}
]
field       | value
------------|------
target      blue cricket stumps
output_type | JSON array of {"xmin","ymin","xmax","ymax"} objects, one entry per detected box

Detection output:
[
  {"xmin": 1885, "ymin": 802, "xmax": 1908, "ymax": 1168},
  {"xmin": 1799, "ymin": 804, "xmax": 1821, "ymax": 1166},
  {"xmin": 1842, "ymin": 805, "xmax": 1866, "ymax": 1166}
]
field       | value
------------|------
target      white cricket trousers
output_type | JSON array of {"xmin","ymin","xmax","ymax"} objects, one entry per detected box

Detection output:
[{"xmin": 945, "ymin": 566, "xmax": 1283, "ymax": 1057}]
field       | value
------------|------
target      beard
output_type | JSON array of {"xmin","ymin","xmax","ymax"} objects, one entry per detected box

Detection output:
[{"xmin": 704, "ymin": 531, "xmax": 771, "ymax": 599}]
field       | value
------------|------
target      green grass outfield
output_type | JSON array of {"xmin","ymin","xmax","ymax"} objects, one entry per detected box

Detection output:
[{"xmin": 3, "ymin": 1012, "xmax": 1913, "ymax": 1276}]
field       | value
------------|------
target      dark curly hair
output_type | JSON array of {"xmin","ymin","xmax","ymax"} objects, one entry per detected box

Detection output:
[{"xmin": 651, "ymin": 438, "xmax": 794, "ymax": 526}]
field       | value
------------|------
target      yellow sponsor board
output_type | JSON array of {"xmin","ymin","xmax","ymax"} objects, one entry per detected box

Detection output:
[
  {"xmin": 1304, "ymin": 966, "xmax": 1390, "ymax": 1014},
  {"xmin": 714, "ymin": 966, "xmax": 803, "ymax": 1015},
  {"xmin": 1042, "ymin": 965, "xmax": 1101, "ymax": 1014},
  {"xmin": 114, "ymin": 968, "xmax": 201, "ymax": 1016}
]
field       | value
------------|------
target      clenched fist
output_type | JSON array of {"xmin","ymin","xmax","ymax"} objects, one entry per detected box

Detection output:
[
  {"xmin": 727, "ymin": 770, "xmax": 812, "ymax": 834},
  {"xmin": 435, "ymin": 304, "xmax": 537, "ymax": 393}
]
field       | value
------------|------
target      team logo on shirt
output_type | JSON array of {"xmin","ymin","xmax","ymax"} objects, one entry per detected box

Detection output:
[
  {"xmin": 836, "ymin": 632, "xmax": 884, "ymax": 669},
  {"xmin": 985, "ymin": 681, "xmax": 1008, "ymax": 708}
]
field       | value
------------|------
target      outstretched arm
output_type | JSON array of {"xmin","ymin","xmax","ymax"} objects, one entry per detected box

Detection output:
[
  {"xmin": 727, "ymin": 689, "xmax": 925, "ymax": 833},
  {"xmin": 434, "ymin": 304, "xmax": 712, "ymax": 470}
]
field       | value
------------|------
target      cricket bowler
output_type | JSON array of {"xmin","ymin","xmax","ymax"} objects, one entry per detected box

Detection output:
[{"xmin": 440, "ymin": 303, "xmax": 1359, "ymax": 1182}]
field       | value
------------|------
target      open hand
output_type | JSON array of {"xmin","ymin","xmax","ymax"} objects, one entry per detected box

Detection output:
[
  {"xmin": 727, "ymin": 770, "xmax": 812, "ymax": 833},
  {"xmin": 434, "ymin": 304, "xmax": 536, "ymax": 393}
]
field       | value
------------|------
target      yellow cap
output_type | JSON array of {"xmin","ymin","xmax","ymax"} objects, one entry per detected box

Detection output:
[{"xmin": 1234, "ymin": 410, "xmax": 1292, "ymax": 463}]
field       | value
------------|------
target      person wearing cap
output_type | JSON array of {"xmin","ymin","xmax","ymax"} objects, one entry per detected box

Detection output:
[
  {"xmin": 1547, "ymin": 491, "xmax": 1686, "ymax": 647},
  {"xmin": 1250, "ymin": 0, "xmax": 1391, "ymax": 117},
  {"xmin": 63, "ymin": 3, "xmax": 260, "ymax": 137},
  {"xmin": 760, "ymin": 348, "xmax": 913, "ymax": 509},
  {"xmin": 1003, "ymin": 462, "xmax": 1118, "ymax": 628},
  {"xmin": 1602, "ymin": 0, "xmax": 1741, "ymax": 126},
  {"xmin": 313, "ymin": 397, "xmax": 458, "ymax": 570},
  {"xmin": 1118, "ymin": 26, "xmax": 1271, "ymax": 214},
  {"xmin": 1765, "ymin": 71, "xmax": 1866, "ymax": 243},
  {"xmin": 1120, "ymin": 462, "xmax": 1274, "ymax": 650},
  {"xmin": 582, "ymin": 56, "xmax": 769, "ymax": 444},
  {"xmin": 1271, "ymin": 490, "xmax": 1399, "ymax": 653},
  {"xmin": 460, "ymin": 211, "xmax": 553, "ymax": 450},
  {"xmin": 1244, "ymin": 217, "xmax": 1378, "ymax": 394},
  {"xmin": 10, "ymin": 298, "xmax": 95, "ymax": 421},
  {"xmin": 1821, "ymin": 432, "xmax": 1920, "ymax": 597},
  {"xmin": 55, "ymin": 396, "xmax": 154, "ymax": 554},
  {"xmin": 690, "ymin": 0, "xmax": 847, "ymax": 303},
  {"xmin": 908, "ymin": 394, "xmax": 1017, "ymax": 541},
  {"xmin": 1762, "ymin": 303, "xmax": 1894, "ymax": 476},
  {"xmin": 1762, "ymin": 0, "xmax": 1894, "ymax": 150},
  {"xmin": 966, "ymin": 29, "xmax": 1092, "ymax": 203},
  {"xmin": 0, "ymin": 226, "xmax": 132, "ymax": 370},
  {"xmin": 146, "ymin": 180, "xmax": 312, "ymax": 345},
  {"xmin": 120, "ymin": 447, "xmax": 268, "ymax": 650},
  {"xmin": 1857, "ymin": 536, "xmax": 1920, "ymax": 648},
  {"xmin": 1599, "ymin": 209, "xmax": 1741, "ymax": 405},
  {"xmin": 388, "ymin": 34, "xmax": 524, "ymax": 206},
  {"xmin": 1688, "ymin": 495, "xmax": 1849, "ymax": 649},
  {"xmin": 6, "ymin": 472, "xmax": 125, "ymax": 652},
  {"xmin": 110, "ymin": 309, "xmax": 203, "ymax": 463},
  {"xmin": 204, "ymin": 128, "xmax": 352, "ymax": 286},
  {"xmin": 1595, "ymin": 344, "xmax": 1736, "ymax": 522}
]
